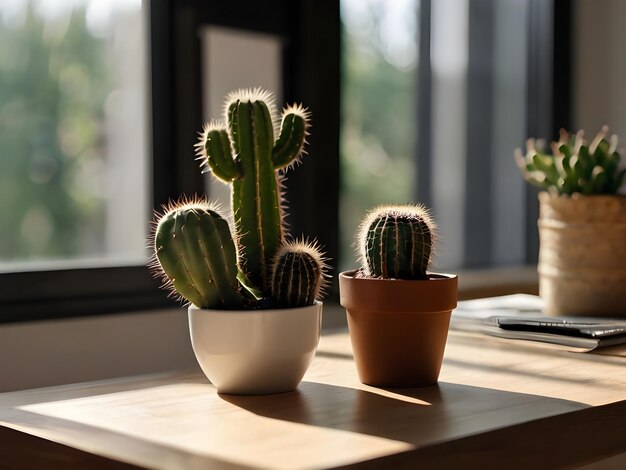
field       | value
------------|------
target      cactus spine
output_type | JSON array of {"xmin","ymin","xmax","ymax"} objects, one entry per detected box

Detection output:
[
  {"xmin": 358, "ymin": 205, "xmax": 435, "ymax": 280},
  {"xmin": 152, "ymin": 199, "xmax": 243, "ymax": 309},
  {"xmin": 270, "ymin": 240, "xmax": 328, "ymax": 307},
  {"xmin": 198, "ymin": 88, "xmax": 309, "ymax": 293},
  {"xmin": 515, "ymin": 126, "xmax": 626, "ymax": 195}
]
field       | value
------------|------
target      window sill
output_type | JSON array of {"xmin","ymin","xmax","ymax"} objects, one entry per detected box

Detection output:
[{"xmin": 457, "ymin": 265, "xmax": 538, "ymax": 300}]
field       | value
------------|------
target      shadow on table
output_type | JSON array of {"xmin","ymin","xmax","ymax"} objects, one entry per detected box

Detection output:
[
  {"xmin": 316, "ymin": 350, "xmax": 623, "ymax": 389},
  {"xmin": 1, "ymin": 371, "xmax": 619, "ymax": 469},
  {"xmin": 220, "ymin": 380, "xmax": 587, "ymax": 445}
]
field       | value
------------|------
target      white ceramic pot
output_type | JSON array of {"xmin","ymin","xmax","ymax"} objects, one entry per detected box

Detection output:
[{"xmin": 188, "ymin": 302, "xmax": 322, "ymax": 395}]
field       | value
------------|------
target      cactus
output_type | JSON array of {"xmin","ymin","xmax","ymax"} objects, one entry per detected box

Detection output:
[
  {"xmin": 151, "ymin": 198, "xmax": 243, "ymax": 309},
  {"xmin": 358, "ymin": 205, "xmax": 435, "ymax": 280},
  {"xmin": 515, "ymin": 126, "xmax": 626, "ymax": 195},
  {"xmin": 150, "ymin": 88, "xmax": 327, "ymax": 310},
  {"xmin": 197, "ymin": 88, "xmax": 309, "ymax": 293},
  {"xmin": 270, "ymin": 239, "xmax": 328, "ymax": 307}
]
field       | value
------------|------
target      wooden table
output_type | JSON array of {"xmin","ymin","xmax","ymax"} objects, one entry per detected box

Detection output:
[{"xmin": 1, "ymin": 330, "xmax": 625, "ymax": 469}]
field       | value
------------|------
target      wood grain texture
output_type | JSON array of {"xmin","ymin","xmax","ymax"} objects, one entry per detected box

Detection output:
[
  {"xmin": 0, "ymin": 426, "xmax": 141, "ymax": 470},
  {"xmin": 337, "ymin": 401, "xmax": 626, "ymax": 470},
  {"xmin": 1, "ymin": 330, "xmax": 625, "ymax": 469}
]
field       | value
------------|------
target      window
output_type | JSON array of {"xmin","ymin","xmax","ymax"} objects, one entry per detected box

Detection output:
[
  {"xmin": 0, "ymin": 0, "xmax": 148, "ymax": 269},
  {"xmin": 1, "ymin": 0, "xmax": 584, "ymax": 321},
  {"xmin": 0, "ymin": 0, "xmax": 340, "ymax": 322},
  {"xmin": 340, "ymin": 0, "xmax": 571, "ymax": 272},
  {"xmin": 340, "ymin": 0, "xmax": 418, "ymax": 272},
  {"xmin": 0, "ymin": 0, "xmax": 167, "ymax": 322}
]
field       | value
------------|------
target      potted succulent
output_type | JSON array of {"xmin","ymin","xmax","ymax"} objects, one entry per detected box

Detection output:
[
  {"xmin": 339, "ymin": 205, "xmax": 458, "ymax": 387},
  {"xmin": 515, "ymin": 126, "xmax": 626, "ymax": 316},
  {"xmin": 151, "ymin": 88, "xmax": 328, "ymax": 395}
]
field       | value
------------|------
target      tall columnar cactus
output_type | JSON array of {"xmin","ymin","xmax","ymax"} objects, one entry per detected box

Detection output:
[
  {"xmin": 358, "ymin": 205, "xmax": 435, "ymax": 280},
  {"xmin": 151, "ymin": 199, "xmax": 243, "ymax": 309},
  {"xmin": 270, "ymin": 240, "xmax": 328, "ymax": 307},
  {"xmin": 197, "ymin": 88, "xmax": 309, "ymax": 293},
  {"xmin": 515, "ymin": 126, "xmax": 626, "ymax": 195}
]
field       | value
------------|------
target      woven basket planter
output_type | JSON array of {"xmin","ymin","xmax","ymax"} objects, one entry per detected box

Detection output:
[{"xmin": 538, "ymin": 192, "xmax": 626, "ymax": 316}]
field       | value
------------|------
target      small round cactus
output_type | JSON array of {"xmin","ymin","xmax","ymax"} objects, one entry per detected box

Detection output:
[
  {"xmin": 270, "ymin": 239, "xmax": 328, "ymax": 307},
  {"xmin": 358, "ymin": 205, "xmax": 436, "ymax": 280},
  {"xmin": 151, "ymin": 198, "xmax": 243, "ymax": 309}
]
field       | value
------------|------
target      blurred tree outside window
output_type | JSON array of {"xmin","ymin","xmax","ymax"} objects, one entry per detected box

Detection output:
[
  {"xmin": 340, "ymin": 0, "xmax": 418, "ymax": 271},
  {"xmin": 0, "ymin": 0, "xmax": 147, "ymax": 270},
  {"xmin": 341, "ymin": 0, "xmax": 531, "ymax": 271}
]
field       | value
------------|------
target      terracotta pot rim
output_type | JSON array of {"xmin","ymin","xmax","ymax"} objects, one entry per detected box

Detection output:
[
  {"xmin": 339, "ymin": 270, "xmax": 458, "ymax": 283},
  {"xmin": 339, "ymin": 270, "xmax": 458, "ymax": 313},
  {"xmin": 347, "ymin": 308, "xmax": 453, "ymax": 315}
]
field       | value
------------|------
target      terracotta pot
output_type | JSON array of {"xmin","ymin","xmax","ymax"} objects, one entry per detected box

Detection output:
[
  {"xmin": 538, "ymin": 193, "xmax": 626, "ymax": 316},
  {"xmin": 188, "ymin": 302, "xmax": 322, "ymax": 395},
  {"xmin": 339, "ymin": 271, "xmax": 457, "ymax": 387}
]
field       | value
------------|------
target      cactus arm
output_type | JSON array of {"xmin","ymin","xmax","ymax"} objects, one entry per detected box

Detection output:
[
  {"xmin": 204, "ymin": 129, "xmax": 241, "ymax": 181},
  {"xmin": 272, "ymin": 109, "xmax": 308, "ymax": 169}
]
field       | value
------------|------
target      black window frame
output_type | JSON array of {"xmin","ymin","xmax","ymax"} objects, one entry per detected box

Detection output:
[{"xmin": 0, "ymin": 0, "xmax": 340, "ymax": 324}]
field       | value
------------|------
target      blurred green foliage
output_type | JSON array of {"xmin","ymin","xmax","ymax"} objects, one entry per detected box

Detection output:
[
  {"xmin": 1, "ymin": 0, "xmax": 415, "ymax": 270},
  {"xmin": 0, "ymin": 3, "xmax": 109, "ymax": 264},
  {"xmin": 340, "ymin": 2, "xmax": 416, "ymax": 270}
]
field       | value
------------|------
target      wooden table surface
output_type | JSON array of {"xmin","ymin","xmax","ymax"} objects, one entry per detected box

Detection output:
[{"xmin": 1, "ymin": 330, "xmax": 625, "ymax": 469}]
